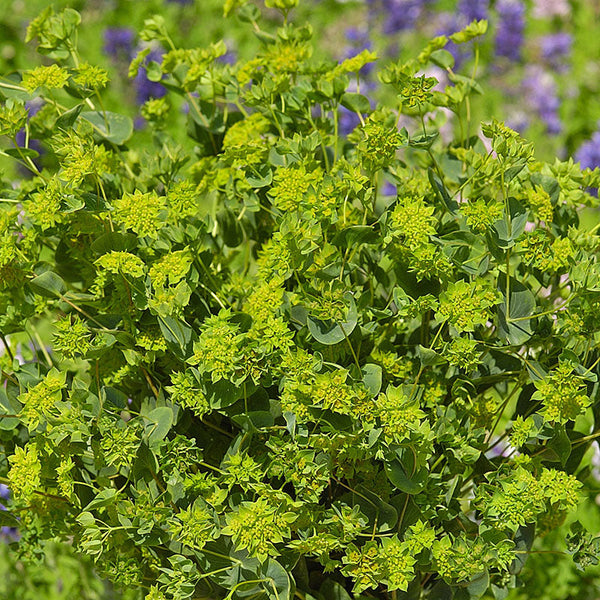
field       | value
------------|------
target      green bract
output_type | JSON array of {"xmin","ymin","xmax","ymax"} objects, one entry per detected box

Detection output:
[{"xmin": 1, "ymin": 4, "xmax": 600, "ymax": 600}]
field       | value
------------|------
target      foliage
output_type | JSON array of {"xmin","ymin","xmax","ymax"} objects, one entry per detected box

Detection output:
[{"xmin": 1, "ymin": 3, "xmax": 600, "ymax": 600}]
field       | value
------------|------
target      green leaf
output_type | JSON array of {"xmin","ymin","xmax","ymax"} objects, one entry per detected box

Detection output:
[
  {"xmin": 362, "ymin": 364, "xmax": 382, "ymax": 396},
  {"xmin": 429, "ymin": 168, "xmax": 459, "ymax": 214},
  {"xmin": 102, "ymin": 386, "xmax": 128, "ymax": 409},
  {"xmin": 490, "ymin": 197, "xmax": 527, "ymax": 249},
  {"xmin": 0, "ymin": 388, "xmax": 21, "ymax": 431},
  {"xmin": 331, "ymin": 225, "xmax": 379, "ymax": 247},
  {"xmin": 0, "ymin": 510, "xmax": 19, "ymax": 527},
  {"xmin": 353, "ymin": 484, "xmax": 398, "ymax": 532},
  {"xmin": 429, "ymin": 49, "xmax": 455, "ymax": 69},
  {"xmin": 56, "ymin": 104, "xmax": 84, "ymax": 129},
  {"xmin": 4, "ymin": 147, "xmax": 40, "ymax": 159},
  {"xmin": 80, "ymin": 111, "xmax": 133, "ymax": 145},
  {"xmin": 29, "ymin": 271, "xmax": 66, "ymax": 298},
  {"xmin": 542, "ymin": 424, "xmax": 571, "ymax": 465},
  {"xmin": 417, "ymin": 344, "xmax": 445, "ymax": 366},
  {"xmin": 91, "ymin": 232, "xmax": 137, "ymax": 254},
  {"xmin": 320, "ymin": 579, "xmax": 352, "ymax": 600},
  {"xmin": 385, "ymin": 457, "xmax": 427, "ymax": 494},
  {"xmin": 497, "ymin": 274, "xmax": 536, "ymax": 345},
  {"xmin": 144, "ymin": 406, "xmax": 174, "ymax": 445},
  {"xmin": 454, "ymin": 571, "xmax": 490, "ymax": 600},
  {"xmin": 307, "ymin": 294, "xmax": 358, "ymax": 345},
  {"xmin": 246, "ymin": 165, "xmax": 272, "ymax": 188},
  {"xmin": 84, "ymin": 488, "xmax": 118, "ymax": 511},
  {"xmin": 158, "ymin": 315, "xmax": 193, "ymax": 359},
  {"xmin": 450, "ymin": 19, "xmax": 488, "ymax": 44},
  {"xmin": 340, "ymin": 92, "xmax": 371, "ymax": 114}
]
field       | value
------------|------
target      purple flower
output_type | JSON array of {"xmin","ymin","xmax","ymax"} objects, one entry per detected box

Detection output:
[
  {"xmin": 522, "ymin": 65, "xmax": 562, "ymax": 135},
  {"xmin": 575, "ymin": 128, "xmax": 600, "ymax": 170},
  {"xmin": 342, "ymin": 28, "xmax": 375, "ymax": 77},
  {"xmin": 495, "ymin": 0, "xmax": 525, "ymax": 62},
  {"xmin": 540, "ymin": 32, "xmax": 572, "ymax": 70},
  {"xmin": 338, "ymin": 108, "xmax": 362, "ymax": 136},
  {"xmin": 505, "ymin": 109, "xmax": 529, "ymax": 134},
  {"xmin": 368, "ymin": 0, "xmax": 433, "ymax": 35},
  {"xmin": 458, "ymin": 0, "xmax": 489, "ymax": 22},
  {"xmin": 103, "ymin": 27, "xmax": 135, "ymax": 61},
  {"xmin": 134, "ymin": 47, "xmax": 167, "ymax": 105},
  {"xmin": 435, "ymin": 12, "xmax": 466, "ymax": 67},
  {"xmin": 382, "ymin": 181, "xmax": 397, "ymax": 196},
  {"xmin": 0, "ymin": 484, "xmax": 18, "ymax": 542}
]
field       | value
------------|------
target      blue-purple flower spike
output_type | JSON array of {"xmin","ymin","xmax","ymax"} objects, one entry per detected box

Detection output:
[
  {"xmin": 495, "ymin": 0, "xmax": 526, "ymax": 62},
  {"xmin": 103, "ymin": 27, "xmax": 135, "ymax": 61}
]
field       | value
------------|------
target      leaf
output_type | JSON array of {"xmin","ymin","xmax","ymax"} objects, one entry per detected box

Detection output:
[
  {"xmin": 144, "ymin": 406, "xmax": 174, "ymax": 445},
  {"xmin": 490, "ymin": 197, "xmax": 527, "ymax": 249},
  {"xmin": 385, "ymin": 457, "xmax": 427, "ymax": 494},
  {"xmin": 307, "ymin": 294, "xmax": 358, "ymax": 345},
  {"xmin": 246, "ymin": 165, "xmax": 272, "ymax": 188},
  {"xmin": 84, "ymin": 488, "xmax": 118, "ymax": 511},
  {"xmin": 340, "ymin": 92, "xmax": 371, "ymax": 114},
  {"xmin": 511, "ymin": 524, "xmax": 535, "ymax": 575},
  {"xmin": 362, "ymin": 364, "xmax": 382, "ymax": 396},
  {"xmin": 259, "ymin": 559, "xmax": 294, "ymax": 600},
  {"xmin": 80, "ymin": 111, "xmax": 133, "ymax": 145},
  {"xmin": 56, "ymin": 104, "xmax": 84, "ymax": 129},
  {"xmin": 496, "ymin": 274, "xmax": 536, "ymax": 345},
  {"xmin": 542, "ymin": 424, "xmax": 571, "ymax": 465},
  {"xmin": 91, "ymin": 232, "xmax": 137, "ymax": 254},
  {"xmin": 158, "ymin": 315, "xmax": 193, "ymax": 359},
  {"xmin": 102, "ymin": 386, "xmax": 128, "ymax": 409},
  {"xmin": 353, "ymin": 484, "xmax": 398, "ymax": 532},
  {"xmin": 0, "ymin": 511, "xmax": 19, "ymax": 527},
  {"xmin": 429, "ymin": 168, "xmax": 458, "ymax": 214},
  {"xmin": 409, "ymin": 132, "xmax": 439, "ymax": 149},
  {"xmin": 0, "ymin": 388, "xmax": 21, "ymax": 431},
  {"xmin": 429, "ymin": 49, "xmax": 455, "ymax": 69},
  {"xmin": 331, "ymin": 225, "xmax": 379, "ymax": 247},
  {"xmin": 29, "ymin": 271, "xmax": 66, "ymax": 298},
  {"xmin": 320, "ymin": 579, "xmax": 352, "ymax": 600},
  {"xmin": 417, "ymin": 344, "xmax": 445, "ymax": 366},
  {"xmin": 454, "ymin": 571, "xmax": 490, "ymax": 600},
  {"xmin": 4, "ymin": 147, "xmax": 40, "ymax": 159}
]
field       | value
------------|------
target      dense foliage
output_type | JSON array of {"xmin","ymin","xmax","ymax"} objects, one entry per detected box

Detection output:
[{"xmin": 1, "ymin": 2, "xmax": 600, "ymax": 600}]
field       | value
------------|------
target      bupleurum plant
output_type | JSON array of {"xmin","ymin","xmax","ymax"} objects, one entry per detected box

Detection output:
[{"xmin": 1, "ymin": 3, "xmax": 600, "ymax": 600}]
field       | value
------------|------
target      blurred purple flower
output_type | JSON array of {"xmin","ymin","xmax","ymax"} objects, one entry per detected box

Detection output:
[
  {"xmin": 382, "ymin": 181, "xmax": 397, "ymax": 196},
  {"xmin": 575, "ymin": 128, "xmax": 600, "ymax": 170},
  {"xmin": 495, "ymin": 0, "xmax": 525, "ymax": 62},
  {"xmin": 103, "ymin": 27, "xmax": 135, "ymax": 61},
  {"xmin": 435, "ymin": 12, "xmax": 467, "ymax": 67},
  {"xmin": 540, "ymin": 32, "xmax": 572, "ymax": 70},
  {"xmin": 523, "ymin": 65, "xmax": 562, "ymax": 134},
  {"xmin": 506, "ymin": 109, "xmax": 529, "ymax": 134},
  {"xmin": 0, "ymin": 484, "xmax": 19, "ymax": 542},
  {"xmin": 368, "ymin": 0, "xmax": 433, "ymax": 34},
  {"xmin": 134, "ymin": 47, "xmax": 167, "ymax": 105},
  {"xmin": 342, "ymin": 27, "xmax": 375, "ymax": 77},
  {"xmin": 338, "ymin": 108, "xmax": 362, "ymax": 136},
  {"xmin": 14, "ymin": 99, "xmax": 45, "ymax": 177},
  {"xmin": 458, "ymin": 0, "xmax": 489, "ymax": 21}
]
